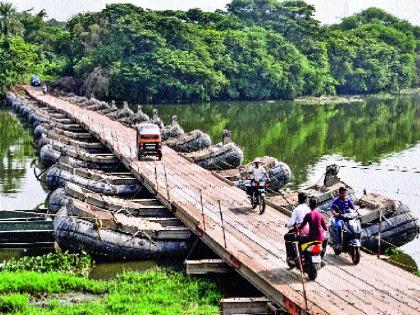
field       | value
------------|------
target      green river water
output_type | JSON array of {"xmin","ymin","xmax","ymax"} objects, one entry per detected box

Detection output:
[{"xmin": 1, "ymin": 95, "xmax": 419, "ymax": 271}]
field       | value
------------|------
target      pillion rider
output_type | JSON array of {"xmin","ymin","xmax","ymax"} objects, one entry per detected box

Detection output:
[{"xmin": 284, "ymin": 192, "xmax": 310, "ymax": 264}]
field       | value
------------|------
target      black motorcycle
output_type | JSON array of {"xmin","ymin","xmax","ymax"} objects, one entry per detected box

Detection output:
[
  {"xmin": 247, "ymin": 179, "xmax": 269, "ymax": 214},
  {"xmin": 287, "ymin": 239, "xmax": 323, "ymax": 280}
]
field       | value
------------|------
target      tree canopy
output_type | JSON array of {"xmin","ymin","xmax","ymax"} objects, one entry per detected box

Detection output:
[{"xmin": 0, "ymin": 1, "xmax": 418, "ymax": 100}]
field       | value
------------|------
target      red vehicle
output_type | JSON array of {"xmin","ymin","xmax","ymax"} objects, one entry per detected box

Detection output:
[{"xmin": 136, "ymin": 123, "xmax": 162, "ymax": 160}]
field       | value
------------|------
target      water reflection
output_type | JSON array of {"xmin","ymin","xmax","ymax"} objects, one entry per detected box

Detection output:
[
  {"xmin": 90, "ymin": 259, "xmax": 184, "ymax": 280},
  {"xmin": 149, "ymin": 96, "xmax": 420, "ymax": 186},
  {"xmin": 0, "ymin": 106, "xmax": 48, "ymax": 209},
  {"xmin": 151, "ymin": 96, "xmax": 420, "ymax": 264}
]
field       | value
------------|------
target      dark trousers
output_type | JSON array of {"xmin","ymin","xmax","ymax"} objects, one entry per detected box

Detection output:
[{"xmin": 284, "ymin": 229, "xmax": 298, "ymax": 259}]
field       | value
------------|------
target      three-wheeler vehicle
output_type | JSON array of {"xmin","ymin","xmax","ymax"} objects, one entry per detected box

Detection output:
[{"xmin": 137, "ymin": 123, "xmax": 162, "ymax": 160}]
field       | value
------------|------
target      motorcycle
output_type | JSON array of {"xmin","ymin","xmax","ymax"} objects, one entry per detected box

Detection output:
[
  {"xmin": 287, "ymin": 239, "xmax": 323, "ymax": 280},
  {"xmin": 247, "ymin": 179, "xmax": 269, "ymax": 214},
  {"xmin": 329, "ymin": 211, "xmax": 362, "ymax": 265}
]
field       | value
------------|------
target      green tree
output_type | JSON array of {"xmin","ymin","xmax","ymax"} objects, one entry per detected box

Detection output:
[{"xmin": 0, "ymin": 2, "xmax": 22, "ymax": 40}]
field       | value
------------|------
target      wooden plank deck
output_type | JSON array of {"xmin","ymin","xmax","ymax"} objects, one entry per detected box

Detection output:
[{"xmin": 25, "ymin": 86, "xmax": 420, "ymax": 315}]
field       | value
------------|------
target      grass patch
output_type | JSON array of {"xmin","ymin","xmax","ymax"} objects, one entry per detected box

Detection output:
[
  {"xmin": 0, "ymin": 294, "xmax": 29, "ymax": 313},
  {"xmin": 385, "ymin": 247, "xmax": 419, "ymax": 274},
  {"xmin": 0, "ymin": 253, "xmax": 220, "ymax": 314},
  {"xmin": 0, "ymin": 268, "xmax": 220, "ymax": 314},
  {"xmin": 0, "ymin": 271, "xmax": 108, "ymax": 295},
  {"xmin": 3, "ymin": 252, "xmax": 94, "ymax": 277}
]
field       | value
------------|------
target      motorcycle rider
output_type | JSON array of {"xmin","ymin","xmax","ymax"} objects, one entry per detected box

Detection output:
[
  {"xmin": 299, "ymin": 198, "xmax": 328, "ymax": 258},
  {"xmin": 248, "ymin": 158, "xmax": 270, "ymax": 181},
  {"xmin": 284, "ymin": 192, "xmax": 310, "ymax": 264},
  {"xmin": 247, "ymin": 158, "xmax": 270, "ymax": 195},
  {"xmin": 331, "ymin": 187, "xmax": 355, "ymax": 249}
]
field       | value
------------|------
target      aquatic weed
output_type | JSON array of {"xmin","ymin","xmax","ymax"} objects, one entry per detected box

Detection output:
[{"xmin": 2, "ymin": 251, "xmax": 94, "ymax": 277}]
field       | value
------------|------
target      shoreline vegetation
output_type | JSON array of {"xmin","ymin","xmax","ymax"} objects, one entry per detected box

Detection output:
[
  {"xmin": 0, "ymin": 251, "xmax": 417, "ymax": 314},
  {"xmin": 293, "ymin": 87, "xmax": 420, "ymax": 105},
  {"xmin": 0, "ymin": 252, "xmax": 221, "ymax": 314},
  {"xmin": 0, "ymin": 1, "xmax": 419, "ymax": 104}
]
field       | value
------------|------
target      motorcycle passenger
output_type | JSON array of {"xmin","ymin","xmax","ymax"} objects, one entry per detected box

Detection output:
[
  {"xmin": 331, "ymin": 187, "xmax": 355, "ymax": 249},
  {"xmin": 298, "ymin": 198, "xmax": 328, "ymax": 258},
  {"xmin": 284, "ymin": 192, "xmax": 310, "ymax": 264},
  {"xmin": 247, "ymin": 158, "xmax": 270, "ymax": 195}
]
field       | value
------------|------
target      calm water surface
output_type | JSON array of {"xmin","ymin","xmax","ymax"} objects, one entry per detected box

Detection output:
[
  {"xmin": 1, "ymin": 96, "xmax": 419, "ymax": 269},
  {"xmin": 0, "ymin": 106, "xmax": 48, "ymax": 210},
  {"xmin": 151, "ymin": 95, "xmax": 420, "ymax": 266}
]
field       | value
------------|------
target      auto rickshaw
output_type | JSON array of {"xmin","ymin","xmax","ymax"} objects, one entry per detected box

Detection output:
[
  {"xmin": 31, "ymin": 75, "xmax": 41, "ymax": 86},
  {"xmin": 137, "ymin": 123, "xmax": 162, "ymax": 160}
]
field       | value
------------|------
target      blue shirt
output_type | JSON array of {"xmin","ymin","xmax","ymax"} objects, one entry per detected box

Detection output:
[{"xmin": 331, "ymin": 197, "xmax": 354, "ymax": 214}]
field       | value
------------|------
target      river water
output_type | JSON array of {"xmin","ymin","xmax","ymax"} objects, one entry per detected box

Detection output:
[
  {"xmin": 1, "ymin": 95, "xmax": 419, "ymax": 267},
  {"xmin": 151, "ymin": 95, "xmax": 420, "ymax": 266},
  {"xmin": 0, "ymin": 107, "xmax": 48, "ymax": 210}
]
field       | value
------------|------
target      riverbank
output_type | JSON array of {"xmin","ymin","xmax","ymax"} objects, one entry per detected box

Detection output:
[
  {"xmin": 0, "ymin": 253, "xmax": 221, "ymax": 314},
  {"xmin": 293, "ymin": 88, "xmax": 420, "ymax": 105},
  {"xmin": 0, "ymin": 250, "xmax": 419, "ymax": 314}
]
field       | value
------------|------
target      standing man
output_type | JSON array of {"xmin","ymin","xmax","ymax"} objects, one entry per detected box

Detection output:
[
  {"xmin": 284, "ymin": 192, "xmax": 310, "ymax": 264},
  {"xmin": 331, "ymin": 187, "xmax": 355, "ymax": 249}
]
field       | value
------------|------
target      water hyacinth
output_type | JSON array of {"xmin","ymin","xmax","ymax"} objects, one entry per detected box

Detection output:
[{"xmin": 2, "ymin": 252, "xmax": 94, "ymax": 277}]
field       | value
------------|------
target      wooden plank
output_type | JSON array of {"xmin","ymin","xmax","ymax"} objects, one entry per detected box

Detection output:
[
  {"xmin": 24, "ymin": 86, "xmax": 420, "ymax": 315},
  {"xmin": 65, "ymin": 183, "xmax": 168, "ymax": 217},
  {"xmin": 266, "ymin": 302, "xmax": 287, "ymax": 315},
  {"xmin": 185, "ymin": 259, "xmax": 230, "ymax": 275},
  {"xmin": 221, "ymin": 297, "xmax": 269, "ymax": 315}
]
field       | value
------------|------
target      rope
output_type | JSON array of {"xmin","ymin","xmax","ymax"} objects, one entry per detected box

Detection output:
[{"xmin": 337, "ymin": 164, "xmax": 420, "ymax": 175}]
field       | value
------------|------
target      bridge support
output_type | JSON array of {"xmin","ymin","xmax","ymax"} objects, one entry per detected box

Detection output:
[
  {"xmin": 221, "ymin": 297, "xmax": 269, "ymax": 315},
  {"xmin": 267, "ymin": 302, "xmax": 288, "ymax": 315},
  {"xmin": 185, "ymin": 259, "xmax": 229, "ymax": 275}
]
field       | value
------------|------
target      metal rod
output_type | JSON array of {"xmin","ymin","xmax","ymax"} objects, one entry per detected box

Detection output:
[
  {"xmin": 294, "ymin": 241, "xmax": 308, "ymax": 312},
  {"xmin": 200, "ymin": 189, "xmax": 206, "ymax": 232},
  {"xmin": 218, "ymin": 200, "xmax": 227, "ymax": 248},
  {"xmin": 154, "ymin": 162, "xmax": 159, "ymax": 192},
  {"xmin": 163, "ymin": 164, "xmax": 170, "ymax": 201},
  {"xmin": 377, "ymin": 209, "xmax": 382, "ymax": 258}
]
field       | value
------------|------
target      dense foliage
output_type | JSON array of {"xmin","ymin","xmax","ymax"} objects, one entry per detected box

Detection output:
[
  {"xmin": 0, "ymin": 1, "xmax": 419, "ymax": 101},
  {"xmin": 0, "ymin": 2, "xmax": 69, "ymax": 91}
]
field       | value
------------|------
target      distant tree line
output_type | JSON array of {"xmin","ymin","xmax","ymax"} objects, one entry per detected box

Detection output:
[{"xmin": 0, "ymin": 0, "xmax": 419, "ymax": 102}]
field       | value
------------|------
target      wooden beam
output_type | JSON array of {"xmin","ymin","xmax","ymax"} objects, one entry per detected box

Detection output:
[
  {"xmin": 221, "ymin": 297, "xmax": 269, "ymax": 315},
  {"xmin": 185, "ymin": 259, "xmax": 230, "ymax": 275},
  {"xmin": 267, "ymin": 302, "xmax": 288, "ymax": 315}
]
